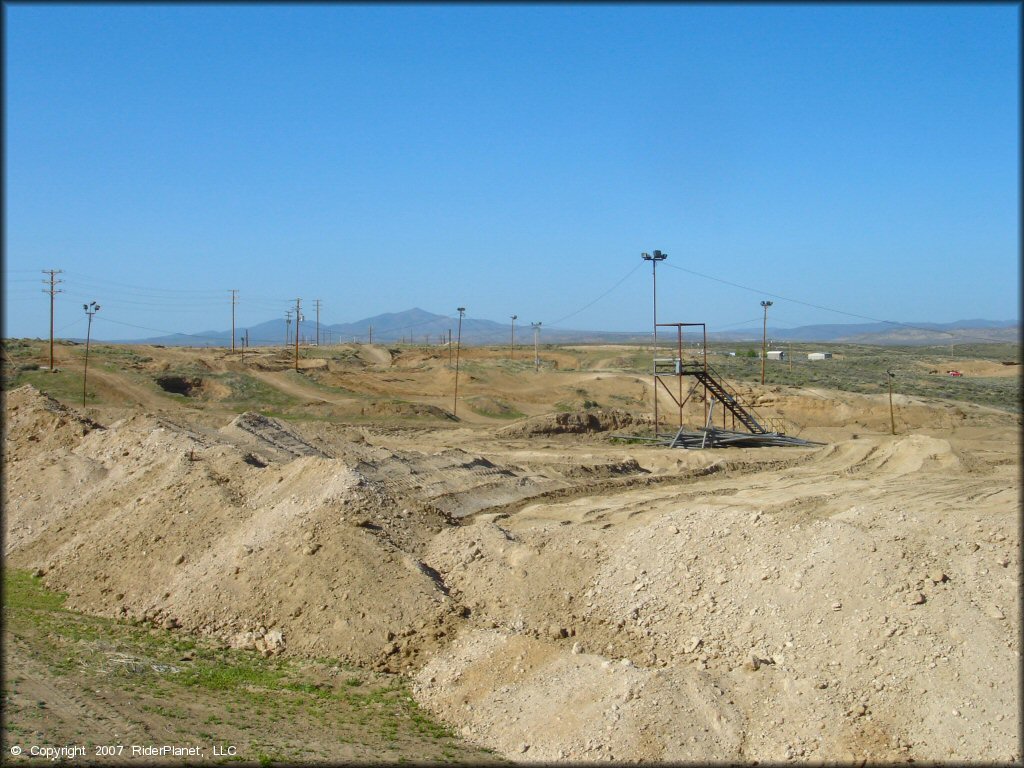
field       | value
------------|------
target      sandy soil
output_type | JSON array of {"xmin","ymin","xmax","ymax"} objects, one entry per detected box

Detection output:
[{"xmin": 2, "ymin": 342, "xmax": 1020, "ymax": 764}]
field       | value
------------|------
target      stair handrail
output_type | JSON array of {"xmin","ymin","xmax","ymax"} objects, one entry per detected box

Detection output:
[{"xmin": 698, "ymin": 361, "xmax": 778, "ymax": 434}]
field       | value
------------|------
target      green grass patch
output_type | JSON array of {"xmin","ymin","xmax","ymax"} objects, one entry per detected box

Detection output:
[
  {"xmin": 3, "ymin": 568, "xmax": 505, "ymax": 764},
  {"xmin": 7, "ymin": 368, "xmax": 95, "ymax": 403}
]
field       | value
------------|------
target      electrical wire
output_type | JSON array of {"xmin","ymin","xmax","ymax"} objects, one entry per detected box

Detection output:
[
  {"xmin": 93, "ymin": 315, "xmax": 229, "ymax": 343},
  {"xmin": 662, "ymin": 261, "xmax": 1011, "ymax": 344},
  {"xmin": 62, "ymin": 271, "xmax": 228, "ymax": 296},
  {"xmin": 546, "ymin": 261, "xmax": 645, "ymax": 328}
]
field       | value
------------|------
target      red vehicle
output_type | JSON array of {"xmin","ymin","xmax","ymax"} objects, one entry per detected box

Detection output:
[{"xmin": 947, "ymin": 370, "xmax": 963, "ymax": 377}]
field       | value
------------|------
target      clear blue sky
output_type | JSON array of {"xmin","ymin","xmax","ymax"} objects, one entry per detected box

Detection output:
[{"xmin": 4, "ymin": 3, "xmax": 1020, "ymax": 341}]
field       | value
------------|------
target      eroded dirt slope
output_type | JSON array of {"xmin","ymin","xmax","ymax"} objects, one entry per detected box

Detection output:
[{"xmin": 3, "ymin": 375, "xmax": 1020, "ymax": 764}]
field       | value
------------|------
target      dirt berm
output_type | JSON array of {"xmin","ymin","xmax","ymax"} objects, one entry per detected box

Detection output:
[{"xmin": 3, "ymin": 383, "xmax": 1019, "ymax": 763}]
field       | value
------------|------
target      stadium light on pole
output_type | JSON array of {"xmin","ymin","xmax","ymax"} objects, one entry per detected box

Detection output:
[
  {"xmin": 760, "ymin": 300, "xmax": 773, "ymax": 385},
  {"xmin": 531, "ymin": 322, "xmax": 542, "ymax": 371},
  {"xmin": 82, "ymin": 301, "xmax": 100, "ymax": 406},
  {"xmin": 642, "ymin": 250, "xmax": 668, "ymax": 433}
]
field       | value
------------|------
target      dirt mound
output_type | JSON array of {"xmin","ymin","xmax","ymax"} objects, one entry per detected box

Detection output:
[
  {"xmin": 497, "ymin": 408, "xmax": 646, "ymax": 437},
  {"xmin": 3, "ymin": 401, "xmax": 468, "ymax": 672},
  {"xmin": 367, "ymin": 400, "xmax": 454, "ymax": 420},
  {"xmin": 466, "ymin": 396, "xmax": 521, "ymax": 418},
  {"xmin": 3, "ymin": 384, "xmax": 104, "ymax": 454},
  {"xmin": 225, "ymin": 411, "xmax": 330, "ymax": 459},
  {"xmin": 412, "ymin": 433, "xmax": 1019, "ymax": 762},
  {"xmin": 3, "ymin": 345, "xmax": 1019, "ymax": 765}
]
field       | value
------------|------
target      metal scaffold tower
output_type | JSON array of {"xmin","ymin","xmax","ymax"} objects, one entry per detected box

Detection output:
[{"xmin": 621, "ymin": 322, "xmax": 822, "ymax": 449}]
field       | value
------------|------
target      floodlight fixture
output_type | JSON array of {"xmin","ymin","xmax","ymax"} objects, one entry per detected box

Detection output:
[{"xmin": 82, "ymin": 301, "xmax": 100, "ymax": 406}]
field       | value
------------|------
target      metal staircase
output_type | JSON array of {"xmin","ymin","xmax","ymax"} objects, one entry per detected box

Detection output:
[{"xmin": 680, "ymin": 362, "xmax": 767, "ymax": 434}]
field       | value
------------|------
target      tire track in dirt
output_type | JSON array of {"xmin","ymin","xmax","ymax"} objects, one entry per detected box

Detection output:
[
  {"xmin": 5, "ymin": 633, "xmax": 155, "ymax": 749},
  {"xmin": 247, "ymin": 368, "xmax": 360, "ymax": 407}
]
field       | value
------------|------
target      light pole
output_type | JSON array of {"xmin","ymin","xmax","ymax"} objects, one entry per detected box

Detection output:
[
  {"xmin": 510, "ymin": 315, "xmax": 517, "ymax": 360},
  {"xmin": 454, "ymin": 307, "xmax": 465, "ymax": 416},
  {"xmin": 230, "ymin": 289, "xmax": 238, "ymax": 352},
  {"xmin": 531, "ymin": 322, "xmax": 542, "ymax": 371},
  {"xmin": 642, "ymin": 250, "xmax": 668, "ymax": 433},
  {"xmin": 293, "ymin": 299, "xmax": 302, "ymax": 372},
  {"xmin": 760, "ymin": 300, "xmax": 773, "ymax": 385},
  {"xmin": 887, "ymin": 369, "xmax": 896, "ymax": 435},
  {"xmin": 82, "ymin": 301, "xmax": 100, "ymax": 406}
]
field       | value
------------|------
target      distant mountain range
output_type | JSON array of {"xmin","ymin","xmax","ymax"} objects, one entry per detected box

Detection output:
[{"xmin": 103, "ymin": 309, "xmax": 1019, "ymax": 347}]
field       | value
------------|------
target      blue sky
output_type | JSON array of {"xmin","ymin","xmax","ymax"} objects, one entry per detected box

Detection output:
[{"xmin": 4, "ymin": 3, "xmax": 1019, "ymax": 341}]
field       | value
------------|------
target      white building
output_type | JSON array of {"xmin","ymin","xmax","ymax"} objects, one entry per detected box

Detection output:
[
  {"xmin": 807, "ymin": 352, "xmax": 833, "ymax": 361},
  {"xmin": 764, "ymin": 350, "xmax": 785, "ymax": 361}
]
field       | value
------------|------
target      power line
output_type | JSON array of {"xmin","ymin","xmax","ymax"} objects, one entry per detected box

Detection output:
[
  {"xmin": 62, "ymin": 271, "xmax": 228, "ymax": 296},
  {"xmin": 661, "ymin": 261, "xmax": 1008, "ymax": 344},
  {"xmin": 93, "ymin": 315, "xmax": 229, "ymax": 342},
  {"xmin": 546, "ymin": 262, "xmax": 644, "ymax": 328}
]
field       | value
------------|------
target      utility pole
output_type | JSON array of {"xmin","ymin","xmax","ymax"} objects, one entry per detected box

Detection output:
[
  {"xmin": 642, "ymin": 250, "xmax": 668, "ymax": 432},
  {"xmin": 229, "ymin": 289, "xmax": 238, "ymax": 352},
  {"xmin": 285, "ymin": 310, "xmax": 292, "ymax": 346},
  {"xmin": 760, "ymin": 300, "xmax": 773, "ymax": 386},
  {"xmin": 42, "ymin": 269, "xmax": 63, "ymax": 371},
  {"xmin": 82, "ymin": 301, "xmax": 100, "ymax": 406},
  {"xmin": 294, "ymin": 298, "xmax": 302, "ymax": 371},
  {"xmin": 532, "ymin": 322, "xmax": 542, "ymax": 371},
  {"xmin": 887, "ymin": 369, "xmax": 896, "ymax": 435},
  {"xmin": 368, "ymin": 325, "xmax": 373, "ymax": 344},
  {"xmin": 448, "ymin": 329, "xmax": 452, "ymax": 364},
  {"xmin": 789, "ymin": 342, "xmax": 793, "ymax": 372},
  {"xmin": 510, "ymin": 315, "xmax": 517, "ymax": 360},
  {"xmin": 314, "ymin": 299, "xmax": 321, "ymax": 346},
  {"xmin": 454, "ymin": 308, "xmax": 466, "ymax": 416}
]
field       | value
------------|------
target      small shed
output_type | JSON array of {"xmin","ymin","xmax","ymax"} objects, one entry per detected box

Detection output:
[
  {"xmin": 807, "ymin": 352, "xmax": 833, "ymax": 361},
  {"xmin": 766, "ymin": 350, "xmax": 785, "ymax": 361}
]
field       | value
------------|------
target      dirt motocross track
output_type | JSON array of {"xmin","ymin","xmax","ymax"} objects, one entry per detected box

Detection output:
[{"xmin": 3, "ymin": 341, "xmax": 1020, "ymax": 763}]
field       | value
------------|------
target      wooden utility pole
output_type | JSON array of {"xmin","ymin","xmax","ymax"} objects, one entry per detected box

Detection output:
[
  {"xmin": 314, "ymin": 299, "xmax": 321, "ymax": 346},
  {"xmin": 887, "ymin": 370, "xmax": 896, "ymax": 435},
  {"xmin": 285, "ymin": 310, "xmax": 292, "ymax": 345},
  {"xmin": 454, "ymin": 308, "xmax": 465, "ymax": 416},
  {"xmin": 510, "ymin": 314, "xmax": 517, "ymax": 360},
  {"xmin": 368, "ymin": 325, "xmax": 373, "ymax": 344},
  {"xmin": 42, "ymin": 270, "xmax": 63, "ymax": 371},
  {"xmin": 294, "ymin": 298, "xmax": 302, "ymax": 371},
  {"xmin": 532, "ymin": 322, "xmax": 542, "ymax": 371},
  {"xmin": 230, "ymin": 289, "xmax": 238, "ymax": 352}
]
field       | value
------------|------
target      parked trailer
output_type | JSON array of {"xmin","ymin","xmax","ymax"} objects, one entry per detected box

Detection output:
[{"xmin": 807, "ymin": 352, "xmax": 833, "ymax": 361}]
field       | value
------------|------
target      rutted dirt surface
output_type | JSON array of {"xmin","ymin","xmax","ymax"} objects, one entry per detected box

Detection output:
[{"xmin": 3, "ymin": 341, "xmax": 1021, "ymax": 764}]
